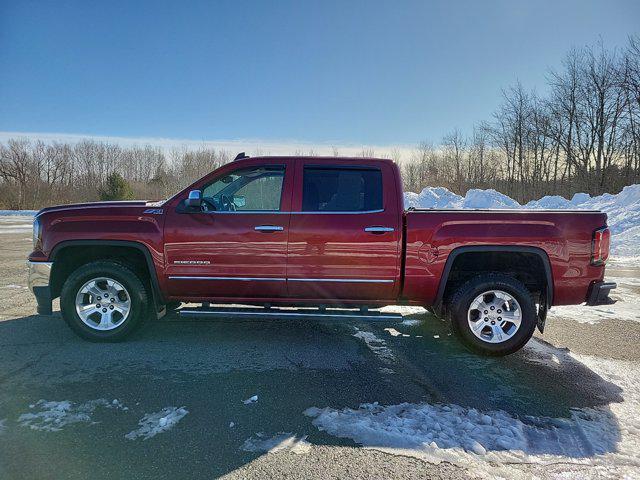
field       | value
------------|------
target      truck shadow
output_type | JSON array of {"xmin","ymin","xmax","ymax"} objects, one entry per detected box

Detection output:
[{"xmin": 0, "ymin": 311, "xmax": 625, "ymax": 479}]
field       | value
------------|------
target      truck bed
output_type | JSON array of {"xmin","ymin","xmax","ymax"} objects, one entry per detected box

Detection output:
[{"xmin": 402, "ymin": 209, "xmax": 607, "ymax": 306}]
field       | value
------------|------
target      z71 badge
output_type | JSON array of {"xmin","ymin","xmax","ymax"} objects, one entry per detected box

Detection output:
[{"xmin": 143, "ymin": 208, "xmax": 164, "ymax": 215}]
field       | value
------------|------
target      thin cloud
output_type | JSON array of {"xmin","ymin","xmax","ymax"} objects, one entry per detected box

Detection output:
[{"xmin": 0, "ymin": 131, "xmax": 416, "ymax": 160}]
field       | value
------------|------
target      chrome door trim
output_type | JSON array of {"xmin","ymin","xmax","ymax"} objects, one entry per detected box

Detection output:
[
  {"xmin": 288, "ymin": 278, "xmax": 394, "ymax": 284},
  {"xmin": 194, "ymin": 209, "xmax": 385, "ymax": 215},
  {"xmin": 169, "ymin": 276, "xmax": 286, "ymax": 282},
  {"xmin": 168, "ymin": 276, "xmax": 393, "ymax": 284},
  {"xmin": 292, "ymin": 209, "xmax": 385, "ymax": 215}
]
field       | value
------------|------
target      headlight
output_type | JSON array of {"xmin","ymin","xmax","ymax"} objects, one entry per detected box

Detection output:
[{"xmin": 33, "ymin": 216, "xmax": 42, "ymax": 251}]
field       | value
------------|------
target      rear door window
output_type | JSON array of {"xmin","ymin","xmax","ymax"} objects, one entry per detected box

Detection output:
[{"xmin": 302, "ymin": 167, "xmax": 383, "ymax": 212}]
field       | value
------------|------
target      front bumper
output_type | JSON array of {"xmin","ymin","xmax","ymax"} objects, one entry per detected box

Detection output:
[
  {"xmin": 586, "ymin": 281, "xmax": 617, "ymax": 306},
  {"xmin": 27, "ymin": 261, "xmax": 53, "ymax": 315}
]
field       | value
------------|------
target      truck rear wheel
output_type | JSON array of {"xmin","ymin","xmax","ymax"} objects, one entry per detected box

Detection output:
[
  {"xmin": 447, "ymin": 273, "xmax": 537, "ymax": 356},
  {"xmin": 60, "ymin": 260, "xmax": 149, "ymax": 342}
]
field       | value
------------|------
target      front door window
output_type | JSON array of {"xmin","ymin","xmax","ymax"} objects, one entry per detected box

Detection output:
[{"xmin": 201, "ymin": 166, "xmax": 285, "ymax": 212}]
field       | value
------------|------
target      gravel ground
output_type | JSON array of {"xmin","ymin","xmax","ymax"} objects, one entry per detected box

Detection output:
[{"xmin": 0, "ymin": 216, "xmax": 638, "ymax": 479}]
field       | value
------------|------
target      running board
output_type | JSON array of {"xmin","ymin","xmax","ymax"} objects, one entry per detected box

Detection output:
[{"xmin": 177, "ymin": 306, "xmax": 402, "ymax": 322}]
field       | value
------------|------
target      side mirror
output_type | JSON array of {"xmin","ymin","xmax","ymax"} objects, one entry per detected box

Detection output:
[{"xmin": 185, "ymin": 190, "xmax": 202, "ymax": 209}]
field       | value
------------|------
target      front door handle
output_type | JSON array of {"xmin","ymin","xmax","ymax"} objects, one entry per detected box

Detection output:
[
  {"xmin": 364, "ymin": 226, "xmax": 395, "ymax": 234},
  {"xmin": 255, "ymin": 225, "xmax": 284, "ymax": 232}
]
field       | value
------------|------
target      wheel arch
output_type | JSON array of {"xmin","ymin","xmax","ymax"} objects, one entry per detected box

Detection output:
[
  {"xmin": 49, "ymin": 240, "xmax": 164, "ymax": 308},
  {"xmin": 434, "ymin": 245, "xmax": 553, "ymax": 315}
]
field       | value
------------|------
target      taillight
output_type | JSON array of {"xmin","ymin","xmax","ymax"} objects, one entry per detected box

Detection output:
[{"xmin": 591, "ymin": 227, "xmax": 610, "ymax": 266}]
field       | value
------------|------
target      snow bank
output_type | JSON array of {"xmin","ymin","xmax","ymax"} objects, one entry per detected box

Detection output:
[
  {"xmin": 125, "ymin": 406, "xmax": 188, "ymax": 440},
  {"xmin": 404, "ymin": 187, "xmax": 463, "ymax": 209},
  {"xmin": 462, "ymin": 189, "xmax": 520, "ymax": 209},
  {"xmin": 405, "ymin": 184, "xmax": 640, "ymax": 256}
]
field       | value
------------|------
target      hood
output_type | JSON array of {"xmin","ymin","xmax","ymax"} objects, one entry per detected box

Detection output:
[{"xmin": 37, "ymin": 200, "xmax": 161, "ymax": 216}]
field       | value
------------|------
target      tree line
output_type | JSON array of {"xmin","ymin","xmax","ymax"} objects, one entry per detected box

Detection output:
[
  {"xmin": 0, "ymin": 140, "xmax": 231, "ymax": 209},
  {"xmin": 401, "ymin": 37, "xmax": 640, "ymax": 202},
  {"xmin": 1, "ymin": 37, "xmax": 639, "ymax": 209}
]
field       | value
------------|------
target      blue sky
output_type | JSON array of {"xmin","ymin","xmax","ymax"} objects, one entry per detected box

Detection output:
[{"xmin": 1, "ymin": 0, "xmax": 638, "ymax": 150}]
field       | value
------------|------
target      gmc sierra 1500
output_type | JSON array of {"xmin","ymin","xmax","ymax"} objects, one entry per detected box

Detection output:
[{"xmin": 28, "ymin": 156, "xmax": 615, "ymax": 355}]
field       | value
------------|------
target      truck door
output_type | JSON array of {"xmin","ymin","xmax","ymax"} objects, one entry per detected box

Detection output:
[
  {"xmin": 163, "ymin": 159, "xmax": 293, "ymax": 300},
  {"xmin": 287, "ymin": 160, "xmax": 401, "ymax": 301}
]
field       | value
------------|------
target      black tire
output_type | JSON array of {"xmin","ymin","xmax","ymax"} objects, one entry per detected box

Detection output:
[
  {"xmin": 60, "ymin": 260, "xmax": 150, "ymax": 342},
  {"xmin": 447, "ymin": 273, "xmax": 537, "ymax": 356}
]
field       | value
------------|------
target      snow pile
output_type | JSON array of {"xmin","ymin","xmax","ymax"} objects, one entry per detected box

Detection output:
[
  {"xmin": 404, "ymin": 187, "xmax": 463, "ymax": 210},
  {"xmin": 405, "ymin": 184, "xmax": 640, "ymax": 256},
  {"xmin": 125, "ymin": 406, "xmax": 188, "ymax": 440},
  {"xmin": 462, "ymin": 189, "xmax": 520, "ymax": 209},
  {"xmin": 404, "ymin": 186, "xmax": 521, "ymax": 210},
  {"xmin": 240, "ymin": 432, "xmax": 311, "ymax": 454},
  {"xmin": 304, "ymin": 402, "xmax": 529, "ymax": 457},
  {"xmin": 18, "ymin": 399, "xmax": 126, "ymax": 432},
  {"xmin": 304, "ymin": 339, "xmax": 640, "ymax": 474}
]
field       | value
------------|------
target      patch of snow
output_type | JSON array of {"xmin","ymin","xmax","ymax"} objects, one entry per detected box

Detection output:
[
  {"xmin": 0, "ymin": 418, "xmax": 6, "ymax": 435},
  {"xmin": 242, "ymin": 395, "xmax": 259, "ymax": 405},
  {"xmin": 125, "ymin": 406, "xmax": 188, "ymax": 440},
  {"xmin": 401, "ymin": 318, "xmax": 423, "ymax": 327},
  {"xmin": 384, "ymin": 328, "xmax": 403, "ymax": 337},
  {"xmin": 241, "ymin": 432, "xmax": 311, "ymax": 455},
  {"xmin": 305, "ymin": 339, "xmax": 640, "ymax": 476},
  {"xmin": 18, "ymin": 399, "xmax": 125, "ymax": 432},
  {"xmin": 352, "ymin": 328, "xmax": 396, "ymax": 363},
  {"xmin": 229, "ymin": 421, "xmax": 235, "ymax": 428}
]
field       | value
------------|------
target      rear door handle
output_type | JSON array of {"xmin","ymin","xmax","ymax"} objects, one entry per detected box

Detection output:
[
  {"xmin": 255, "ymin": 225, "xmax": 284, "ymax": 232},
  {"xmin": 364, "ymin": 226, "xmax": 395, "ymax": 234}
]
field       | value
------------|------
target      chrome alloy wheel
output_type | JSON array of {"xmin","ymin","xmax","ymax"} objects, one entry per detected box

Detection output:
[
  {"xmin": 467, "ymin": 290, "xmax": 522, "ymax": 344},
  {"xmin": 75, "ymin": 277, "xmax": 131, "ymax": 331}
]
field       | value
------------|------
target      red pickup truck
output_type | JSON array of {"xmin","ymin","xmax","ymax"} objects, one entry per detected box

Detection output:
[{"xmin": 27, "ymin": 155, "xmax": 615, "ymax": 355}]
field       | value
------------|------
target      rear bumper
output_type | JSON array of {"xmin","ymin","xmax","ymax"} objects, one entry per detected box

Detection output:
[
  {"xmin": 586, "ymin": 281, "xmax": 617, "ymax": 306},
  {"xmin": 27, "ymin": 261, "xmax": 53, "ymax": 315}
]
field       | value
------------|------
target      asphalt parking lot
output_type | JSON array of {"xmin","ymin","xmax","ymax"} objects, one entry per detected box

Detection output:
[{"xmin": 1, "ymin": 217, "xmax": 639, "ymax": 479}]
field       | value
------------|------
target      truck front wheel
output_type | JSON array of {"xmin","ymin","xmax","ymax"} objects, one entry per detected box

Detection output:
[
  {"xmin": 60, "ymin": 260, "xmax": 150, "ymax": 342},
  {"xmin": 447, "ymin": 273, "xmax": 537, "ymax": 356}
]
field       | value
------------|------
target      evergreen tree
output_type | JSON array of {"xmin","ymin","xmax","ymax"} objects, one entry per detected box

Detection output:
[{"xmin": 99, "ymin": 172, "xmax": 134, "ymax": 201}]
